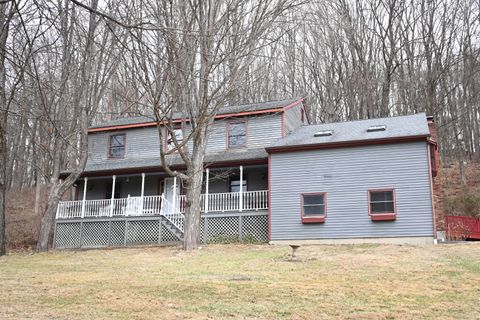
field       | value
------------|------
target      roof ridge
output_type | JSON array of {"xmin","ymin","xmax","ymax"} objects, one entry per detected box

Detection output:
[
  {"xmin": 89, "ymin": 98, "xmax": 304, "ymax": 130},
  {"xmin": 306, "ymin": 112, "xmax": 426, "ymax": 128}
]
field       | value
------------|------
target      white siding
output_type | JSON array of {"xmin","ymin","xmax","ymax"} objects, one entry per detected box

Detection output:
[{"xmin": 270, "ymin": 142, "xmax": 434, "ymax": 240}]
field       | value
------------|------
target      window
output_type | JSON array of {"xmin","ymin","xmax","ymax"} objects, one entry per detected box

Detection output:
[
  {"xmin": 301, "ymin": 193, "xmax": 326, "ymax": 223},
  {"xmin": 368, "ymin": 189, "xmax": 396, "ymax": 221},
  {"xmin": 166, "ymin": 126, "xmax": 183, "ymax": 151},
  {"xmin": 108, "ymin": 134, "xmax": 126, "ymax": 159},
  {"xmin": 227, "ymin": 121, "xmax": 247, "ymax": 148},
  {"xmin": 229, "ymin": 175, "xmax": 247, "ymax": 192}
]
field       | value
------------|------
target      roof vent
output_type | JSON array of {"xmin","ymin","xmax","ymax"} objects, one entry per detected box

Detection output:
[
  {"xmin": 314, "ymin": 130, "xmax": 333, "ymax": 137},
  {"xmin": 367, "ymin": 125, "xmax": 386, "ymax": 132}
]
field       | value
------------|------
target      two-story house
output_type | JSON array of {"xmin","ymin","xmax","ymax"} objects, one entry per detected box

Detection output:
[{"xmin": 54, "ymin": 98, "xmax": 438, "ymax": 248}]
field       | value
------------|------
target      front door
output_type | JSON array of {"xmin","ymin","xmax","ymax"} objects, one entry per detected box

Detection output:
[{"xmin": 163, "ymin": 178, "xmax": 180, "ymax": 212}]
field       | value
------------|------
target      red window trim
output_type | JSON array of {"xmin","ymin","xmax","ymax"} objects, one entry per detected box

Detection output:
[
  {"xmin": 368, "ymin": 189, "xmax": 396, "ymax": 221},
  {"xmin": 164, "ymin": 125, "xmax": 183, "ymax": 152},
  {"xmin": 226, "ymin": 119, "xmax": 248, "ymax": 149},
  {"xmin": 301, "ymin": 192, "xmax": 327, "ymax": 223},
  {"xmin": 107, "ymin": 133, "xmax": 126, "ymax": 159}
]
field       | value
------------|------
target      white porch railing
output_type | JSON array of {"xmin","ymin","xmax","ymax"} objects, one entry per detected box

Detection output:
[
  {"xmin": 161, "ymin": 195, "xmax": 184, "ymax": 232},
  {"xmin": 241, "ymin": 190, "xmax": 269, "ymax": 211},
  {"xmin": 56, "ymin": 190, "xmax": 269, "ymax": 219},
  {"xmin": 177, "ymin": 190, "xmax": 268, "ymax": 213}
]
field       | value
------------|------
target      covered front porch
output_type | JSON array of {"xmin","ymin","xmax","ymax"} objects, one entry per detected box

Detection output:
[
  {"xmin": 54, "ymin": 164, "xmax": 269, "ymax": 248},
  {"xmin": 56, "ymin": 164, "xmax": 269, "ymax": 220}
]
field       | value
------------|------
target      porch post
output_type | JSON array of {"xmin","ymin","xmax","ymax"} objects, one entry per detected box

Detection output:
[
  {"xmin": 173, "ymin": 176, "xmax": 177, "ymax": 210},
  {"xmin": 81, "ymin": 177, "xmax": 88, "ymax": 218},
  {"xmin": 140, "ymin": 173, "xmax": 145, "ymax": 215},
  {"xmin": 205, "ymin": 168, "xmax": 209, "ymax": 213},
  {"xmin": 239, "ymin": 165, "xmax": 243, "ymax": 212},
  {"xmin": 110, "ymin": 175, "xmax": 116, "ymax": 217}
]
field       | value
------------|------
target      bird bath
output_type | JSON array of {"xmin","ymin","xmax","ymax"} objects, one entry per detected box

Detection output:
[{"xmin": 290, "ymin": 244, "xmax": 300, "ymax": 261}]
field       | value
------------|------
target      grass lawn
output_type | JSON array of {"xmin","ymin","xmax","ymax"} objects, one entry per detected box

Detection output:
[{"xmin": 0, "ymin": 243, "xmax": 479, "ymax": 319}]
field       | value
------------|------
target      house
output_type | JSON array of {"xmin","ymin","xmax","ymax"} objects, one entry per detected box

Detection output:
[
  {"xmin": 54, "ymin": 99, "xmax": 438, "ymax": 248},
  {"xmin": 267, "ymin": 113, "xmax": 437, "ymax": 245}
]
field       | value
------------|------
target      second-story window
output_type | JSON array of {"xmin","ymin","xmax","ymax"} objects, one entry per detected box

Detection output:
[
  {"xmin": 108, "ymin": 133, "xmax": 125, "ymax": 159},
  {"xmin": 166, "ymin": 126, "xmax": 183, "ymax": 151},
  {"xmin": 227, "ymin": 120, "xmax": 247, "ymax": 148}
]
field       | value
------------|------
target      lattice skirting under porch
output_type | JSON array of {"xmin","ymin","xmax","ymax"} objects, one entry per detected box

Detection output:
[{"xmin": 54, "ymin": 212, "xmax": 268, "ymax": 249}]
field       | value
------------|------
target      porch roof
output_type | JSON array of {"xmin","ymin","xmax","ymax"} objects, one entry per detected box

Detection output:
[
  {"xmin": 63, "ymin": 148, "xmax": 268, "ymax": 177},
  {"xmin": 267, "ymin": 113, "xmax": 430, "ymax": 153}
]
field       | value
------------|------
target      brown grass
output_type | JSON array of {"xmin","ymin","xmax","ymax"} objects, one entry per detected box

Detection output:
[{"xmin": 0, "ymin": 243, "xmax": 479, "ymax": 319}]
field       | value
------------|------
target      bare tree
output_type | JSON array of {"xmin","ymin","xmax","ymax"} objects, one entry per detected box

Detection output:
[
  {"xmin": 36, "ymin": 0, "xmax": 124, "ymax": 251},
  {"xmin": 126, "ymin": 0, "xmax": 298, "ymax": 250},
  {"xmin": 0, "ymin": 0, "xmax": 14, "ymax": 256}
]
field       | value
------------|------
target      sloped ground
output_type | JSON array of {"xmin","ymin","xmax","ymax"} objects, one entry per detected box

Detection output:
[
  {"xmin": 434, "ymin": 162, "xmax": 480, "ymax": 230},
  {"xmin": 0, "ymin": 244, "xmax": 479, "ymax": 319},
  {"xmin": 5, "ymin": 186, "xmax": 46, "ymax": 249}
]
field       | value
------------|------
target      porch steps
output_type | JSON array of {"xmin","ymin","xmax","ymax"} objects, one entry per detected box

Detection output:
[{"xmin": 160, "ymin": 216, "xmax": 184, "ymax": 241}]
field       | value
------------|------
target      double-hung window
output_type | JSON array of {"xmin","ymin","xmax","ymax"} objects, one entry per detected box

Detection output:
[
  {"xmin": 368, "ymin": 189, "xmax": 396, "ymax": 221},
  {"xmin": 108, "ymin": 134, "xmax": 126, "ymax": 159},
  {"xmin": 301, "ymin": 193, "xmax": 327, "ymax": 223},
  {"xmin": 166, "ymin": 126, "xmax": 183, "ymax": 151},
  {"xmin": 227, "ymin": 121, "xmax": 247, "ymax": 148},
  {"xmin": 229, "ymin": 175, "xmax": 247, "ymax": 193}
]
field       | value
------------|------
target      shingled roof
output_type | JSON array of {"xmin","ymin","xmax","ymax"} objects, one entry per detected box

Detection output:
[
  {"xmin": 90, "ymin": 98, "xmax": 302, "ymax": 130},
  {"xmin": 78, "ymin": 148, "xmax": 268, "ymax": 176},
  {"xmin": 267, "ymin": 113, "xmax": 430, "ymax": 152}
]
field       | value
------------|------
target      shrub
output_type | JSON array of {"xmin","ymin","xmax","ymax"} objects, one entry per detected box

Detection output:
[{"xmin": 443, "ymin": 188, "xmax": 480, "ymax": 218}]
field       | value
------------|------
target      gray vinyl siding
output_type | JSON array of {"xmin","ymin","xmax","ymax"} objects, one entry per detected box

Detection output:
[
  {"xmin": 246, "ymin": 114, "xmax": 283, "ymax": 148},
  {"xmin": 87, "ymin": 114, "xmax": 282, "ymax": 165},
  {"xmin": 283, "ymin": 104, "xmax": 303, "ymax": 135},
  {"xmin": 88, "ymin": 127, "xmax": 161, "ymax": 163},
  {"xmin": 270, "ymin": 141, "xmax": 434, "ymax": 240}
]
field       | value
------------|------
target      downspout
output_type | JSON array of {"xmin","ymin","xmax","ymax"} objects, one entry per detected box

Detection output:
[{"xmin": 427, "ymin": 144, "xmax": 438, "ymax": 244}]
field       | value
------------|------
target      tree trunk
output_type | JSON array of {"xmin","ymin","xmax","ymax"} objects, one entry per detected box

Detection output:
[
  {"xmin": 183, "ymin": 168, "xmax": 203, "ymax": 250},
  {"xmin": 37, "ymin": 180, "xmax": 62, "ymax": 251},
  {"xmin": 0, "ymin": 123, "xmax": 5, "ymax": 255},
  {"xmin": 33, "ymin": 178, "xmax": 42, "ymax": 224},
  {"xmin": 459, "ymin": 159, "xmax": 466, "ymax": 187},
  {"xmin": 0, "ymin": 2, "xmax": 12, "ymax": 256},
  {"xmin": 182, "ymin": 129, "xmax": 208, "ymax": 251}
]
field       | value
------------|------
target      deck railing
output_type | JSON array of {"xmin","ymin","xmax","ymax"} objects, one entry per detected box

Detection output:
[
  {"xmin": 177, "ymin": 190, "xmax": 268, "ymax": 213},
  {"xmin": 57, "ymin": 190, "xmax": 269, "ymax": 219}
]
